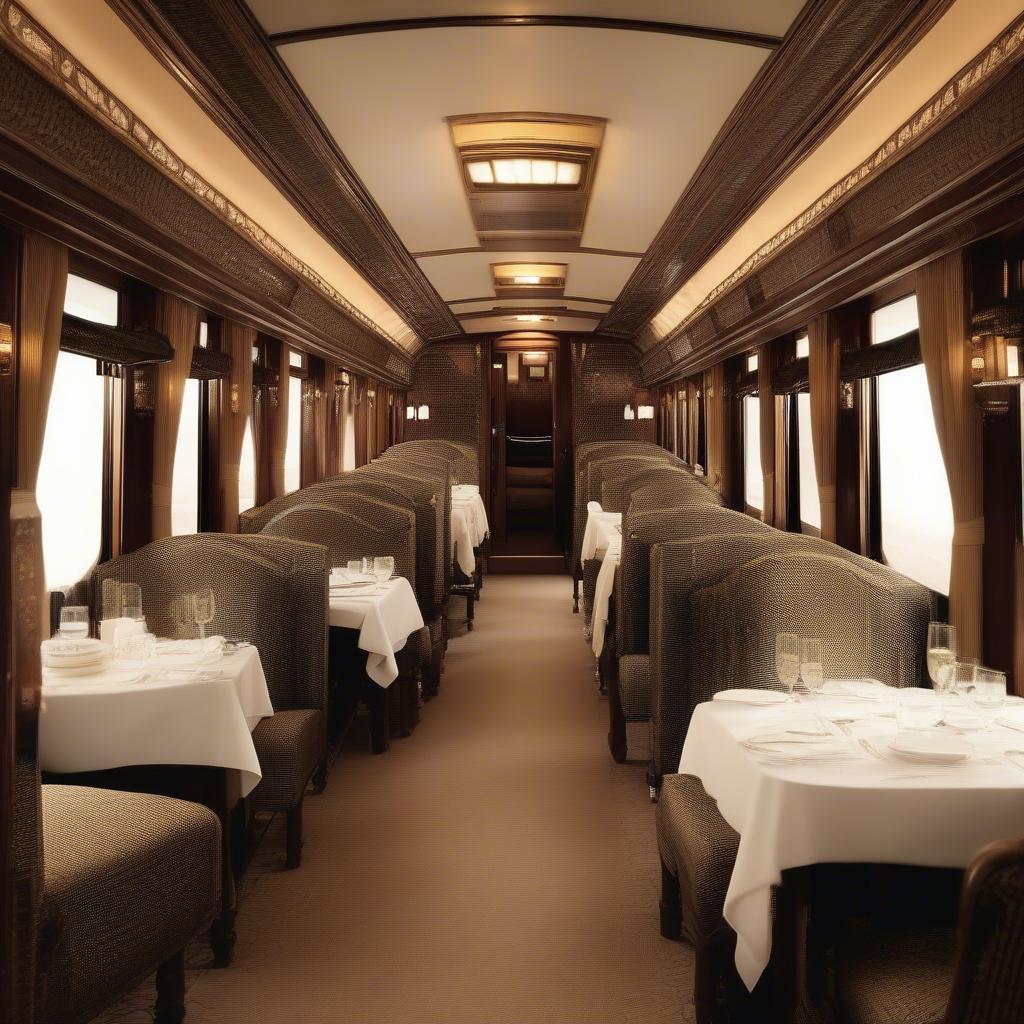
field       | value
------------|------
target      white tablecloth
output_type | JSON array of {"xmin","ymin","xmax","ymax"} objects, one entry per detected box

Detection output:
[
  {"xmin": 581, "ymin": 508, "xmax": 621, "ymax": 561},
  {"xmin": 591, "ymin": 537, "xmax": 621, "ymax": 657},
  {"xmin": 451, "ymin": 504, "xmax": 477, "ymax": 576},
  {"xmin": 679, "ymin": 685, "xmax": 1024, "ymax": 990},
  {"xmin": 39, "ymin": 644, "xmax": 271, "ymax": 797},
  {"xmin": 453, "ymin": 489, "xmax": 489, "ymax": 546},
  {"xmin": 329, "ymin": 575, "xmax": 424, "ymax": 688}
]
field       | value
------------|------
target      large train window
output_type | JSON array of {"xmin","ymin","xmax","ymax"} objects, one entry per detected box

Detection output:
[
  {"xmin": 284, "ymin": 373, "xmax": 302, "ymax": 491},
  {"xmin": 342, "ymin": 383, "xmax": 356, "ymax": 471},
  {"xmin": 238, "ymin": 418, "xmax": 256, "ymax": 515},
  {"xmin": 37, "ymin": 274, "xmax": 115, "ymax": 590},
  {"xmin": 171, "ymin": 376, "xmax": 200, "ymax": 535},
  {"xmin": 872, "ymin": 296, "xmax": 953, "ymax": 593},
  {"xmin": 743, "ymin": 394, "xmax": 762, "ymax": 514}
]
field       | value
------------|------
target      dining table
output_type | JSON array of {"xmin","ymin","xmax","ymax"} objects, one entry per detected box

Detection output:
[
  {"xmin": 581, "ymin": 503, "xmax": 622, "ymax": 563},
  {"xmin": 451, "ymin": 484, "xmax": 489, "ymax": 576},
  {"xmin": 678, "ymin": 680, "xmax": 1024, "ymax": 1006},
  {"xmin": 591, "ymin": 533, "xmax": 621, "ymax": 657}
]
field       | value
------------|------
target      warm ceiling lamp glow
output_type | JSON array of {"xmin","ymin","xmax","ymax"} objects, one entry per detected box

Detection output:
[
  {"xmin": 510, "ymin": 315, "xmax": 554, "ymax": 323},
  {"xmin": 470, "ymin": 158, "xmax": 582, "ymax": 187},
  {"xmin": 513, "ymin": 275, "xmax": 542, "ymax": 285}
]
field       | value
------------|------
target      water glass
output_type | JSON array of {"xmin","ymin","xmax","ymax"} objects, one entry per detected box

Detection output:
[
  {"xmin": 101, "ymin": 578, "xmax": 123, "ymax": 620},
  {"xmin": 347, "ymin": 558, "xmax": 368, "ymax": 576},
  {"xmin": 775, "ymin": 633, "xmax": 800, "ymax": 698},
  {"xmin": 59, "ymin": 605, "xmax": 90, "ymax": 640},
  {"xmin": 969, "ymin": 667, "xmax": 1007, "ymax": 730},
  {"xmin": 800, "ymin": 638, "xmax": 824, "ymax": 696},
  {"xmin": 897, "ymin": 688, "xmax": 941, "ymax": 730},
  {"xmin": 192, "ymin": 588, "xmax": 216, "ymax": 640},
  {"xmin": 373, "ymin": 556, "xmax": 395, "ymax": 585},
  {"xmin": 121, "ymin": 582, "xmax": 143, "ymax": 621}
]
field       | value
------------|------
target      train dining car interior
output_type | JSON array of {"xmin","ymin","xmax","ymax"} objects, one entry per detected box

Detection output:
[{"xmin": 4, "ymin": 1, "xmax": 1024, "ymax": 1022}]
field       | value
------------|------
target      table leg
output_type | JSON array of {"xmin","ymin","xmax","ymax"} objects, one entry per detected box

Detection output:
[
  {"xmin": 366, "ymin": 683, "xmax": 391, "ymax": 754},
  {"xmin": 771, "ymin": 869, "xmax": 810, "ymax": 1024}
]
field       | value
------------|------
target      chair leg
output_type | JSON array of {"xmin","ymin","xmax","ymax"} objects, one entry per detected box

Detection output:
[
  {"xmin": 285, "ymin": 799, "xmax": 303, "ymax": 870},
  {"xmin": 367, "ymin": 684, "xmax": 391, "ymax": 754},
  {"xmin": 660, "ymin": 858, "xmax": 682, "ymax": 940},
  {"xmin": 311, "ymin": 759, "xmax": 328, "ymax": 795},
  {"xmin": 154, "ymin": 950, "xmax": 186, "ymax": 1024},
  {"xmin": 210, "ymin": 909, "xmax": 236, "ymax": 968},
  {"xmin": 465, "ymin": 590, "xmax": 475, "ymax": 631},
  {"xmin": 573, "ymin": 574, "xmax": 580, "ymax": 613}
]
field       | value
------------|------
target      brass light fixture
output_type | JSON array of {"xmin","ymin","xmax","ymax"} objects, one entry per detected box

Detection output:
[{"xmin": 0, "ymin": 322, "xmax": 12, "ymax": 376}]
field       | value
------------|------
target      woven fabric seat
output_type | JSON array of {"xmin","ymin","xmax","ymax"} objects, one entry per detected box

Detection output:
[
  {"xmin": 617, "ymin": 654, "xmax": 651, "ymax": 721},
  {"xmin": 837, "ymin": 926, "xmax": 953, "ymax": 1024},
  {"xmin": 657, "ymin": 773, "xmax": 739, "ymax": 942},
  {"xmin": 38, "ymin": 785, "xmax": 220, "ymax": 1024},
  {"xmin": 251, "ymin": 709, "xmax": 323, "ymax": 812}
]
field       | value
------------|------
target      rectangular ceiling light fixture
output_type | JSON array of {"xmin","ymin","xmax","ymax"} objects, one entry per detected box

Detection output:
[
  {"xmin": 492, "ymin": 262, "xmax": 567, "ymax": 299},
  {"xmin": 448, "ymin": 113, "xmax": 605, "ymax": 249}
]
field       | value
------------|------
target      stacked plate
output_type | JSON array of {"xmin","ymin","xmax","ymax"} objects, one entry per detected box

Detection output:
[{"xmin": 41, "ymin": 637, "xmax": 108, "ymax": 677}]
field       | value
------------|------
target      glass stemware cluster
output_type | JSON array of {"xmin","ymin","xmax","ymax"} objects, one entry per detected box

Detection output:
[
  {"xmin": 775, "ymin": 633, "xmax": 823, "ymax": 698},
  {"xmin": 346, "ymin": 556, "xmax": 395, "ymax": 585},
  {"xmin": 924, "ymin": 621, "xmax": 1006, "ymax": 730}
]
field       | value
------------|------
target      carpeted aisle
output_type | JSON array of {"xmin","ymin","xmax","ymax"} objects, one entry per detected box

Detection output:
[{"xmin": 106, "ymin": 574, "xmax": 696, "ymax": 1023}]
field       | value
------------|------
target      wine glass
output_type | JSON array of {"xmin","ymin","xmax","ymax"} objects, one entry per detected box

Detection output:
[
  {"xmin": 59, "ymin": 605, "xmax": 90, "ymax": 640},
  {"xmin": 968, "ymin": 667, "xmax": 1007, "ymax": 731},
  {"xmin": 926, "ymin": 622, "xmax": 957, "ymax": 723},
  {"xmin": 373, "ymin": 556, "xmax": 395, "ymax": 586},
  {"xmin": 192, "ymin": 589, "xmax": 216, "ymax": 640},
  {"xmin": 775, "ymin": 633, "xmax": 800, "ymax": 699},
  {"xmin": 800, "ymin": 638, "xmax": 824, "ymax": 697}
]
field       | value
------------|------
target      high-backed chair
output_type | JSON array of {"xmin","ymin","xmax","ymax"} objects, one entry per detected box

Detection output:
[
  {"xmin": 92, "ymin": 534, "xmax": 329, "ymax": 869},
  {"xmin": 655, "ymin": 551, "xmax": 933, "ymax": 1024},
  {"xmin": 836, "ymin": 834, "xmax": 1024, "ymax": 1024},
  {"xmin": 600, "ymin": 465, "xmax": 710, "ymax": 514},
  {"xmin": 383, "ymin": 439, "xmax": 478, "ymax": 487}
]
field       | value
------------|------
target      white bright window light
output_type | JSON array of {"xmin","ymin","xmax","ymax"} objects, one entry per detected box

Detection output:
[
  {"xmin": 417, "ymin": 405, "xmax": 430, "ymax": 421},
  {"xmin": 637, "ymin": 405, "xmax": 655, "ymax": 420},
  {"xmin": 406, "ymin": 406, "xmax": 416, "ymax": 420},
  {"xmin": 623, "ymin": 404, "xmax": 635, "ymax": 420}
]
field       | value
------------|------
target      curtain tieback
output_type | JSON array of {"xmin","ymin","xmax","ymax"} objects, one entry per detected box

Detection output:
[
  {"xmin": 11, "ymin": 487, "xmax": 40, "ymax": 520},
  {"xmin": 152, "ymin": 483, "xmax": 172, "ymax": 509},
  {"xmin": 953, "ymin": 518, "xmax": 985, "ymax": 547}
]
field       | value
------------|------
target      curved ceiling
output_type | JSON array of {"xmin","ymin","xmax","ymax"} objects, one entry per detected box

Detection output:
[{"xmin": 256, "ymin": 6, "xmax": 799, "ymax": 334}]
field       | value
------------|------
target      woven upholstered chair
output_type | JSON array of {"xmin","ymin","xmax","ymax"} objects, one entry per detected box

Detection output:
[
  {"xmin": 610, "ymin": 505, "xmax": 771, "ymax": 765},
  {"xmin": 91, "ymin": 534, "xmax": 328, "ymax": 870},
  {"xmin": 600, "ymin": 465, "xmax": 698, "ymax": 513},
  {"xmin": 37, "ymin": 785, "xmax": 220, "ymax": 1024},
  {"xmin": 382, "ymin": 439, "xmax": 479, "ymax": 487},
  {"xmin": 655, "ymin": 551, "xmax": 932, "ymax": 1024},
  {"xmin": 836, "ymin": 835, "xmax": 1024, "ymax": 1024},
  {"xmin": 631, "ymin": 477, "xmax": 725, "ymax": 515}
]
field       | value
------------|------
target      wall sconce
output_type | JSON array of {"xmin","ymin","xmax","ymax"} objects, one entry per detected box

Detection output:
[
  {"xmin": 623, "ymin": 404, "xmax": 635, "ymax": 420},
  {"xmin": 406, "ymin": 404, "xmax": 431, "ymax": 421},
  {"xmin": 637, "ymin": 405, "xmax": 655, "ymax": 420},
  {"xmin": 231, "ymin": 382, "xmax": 241, "ymax": 413},
  {"xmin": 840, "ymin": 381, "xmax": 855, "ymax": 410},
  {"xmin": 406, "ymin": 405, "xmax": 416, "ymax": 420},
  {"xmin": 367, "ymin": 387, "xmax": 376, "ymax": 407},
  {"xmin": 268, "ymin": 384, "xmax": 279, "ymax": 409},
  {"xmin": 0, "ymin": 322, "xmax": 11, "ymax": 376},
  {"xmin": 971, "ymin": 299, "xmax": 1024, "ymax": 385}
]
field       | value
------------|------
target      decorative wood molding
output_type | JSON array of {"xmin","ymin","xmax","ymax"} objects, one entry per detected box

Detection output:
[
  {"xmin": 0, "ymin": 11, "xmax": 411, "ymax": 385},
  {"xmin": 455, "ymin": 307, "xmax": 604, "ymax": 322},
  {"xmin": 598, "ymin": 0, "xmax": 956, "ymax": 339},
  {"xmin": 106, "ymin": 0, "xmax": 461, "ymax": 343},
  {"xmin": 411, "ymin": 244, "xmax": 644, "ymax": 258},
  {"xmin": 267, "ymin": 15, "xmax": 783, "ymax": 50},
  {"xmin": 638, "ymin": 10, "xmax": 1024, "ymax": 385},
  {"xmin": 447, "ymin": 295, "xmax": 613, "ymax": 306}
]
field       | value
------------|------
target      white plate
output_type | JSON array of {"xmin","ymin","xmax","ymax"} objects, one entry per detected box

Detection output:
[
  {"xmin": 45, "ymin": 669, "xmax": 143, "ymax": 686},
  {"xmin": 889, "ymin": 732, "xmax": 973, "ymax": 764},
  {"xmin": 713, "ymin": 689, "xmax": 789, "ymax": 706},
  {"xmin": 43, "ymin": 661, "xmax": 110, "ymax": 678}
]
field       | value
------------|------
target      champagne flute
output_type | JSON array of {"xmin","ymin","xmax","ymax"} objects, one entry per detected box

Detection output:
[
  {"xmin": 775, "ymin": 633, "xmax": 800, "ymax": 699},
  {"xmin": 192, "ymin": 588, "xmax": 216, "ymax": 641},
  {"xmin": 59, "ymin": 605, "xmax": 90, "ymax": 641},
  {"xmin": 926, "ymin": 622, "xmax": 957, "ymax": 725},
  {"xmin": 800, "ymin": 638, "xmax": 824, "ymax": 697}
]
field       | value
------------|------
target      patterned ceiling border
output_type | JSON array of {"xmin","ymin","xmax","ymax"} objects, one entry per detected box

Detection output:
[
  {"xmin": 598, "ymin": 0, "xmax": 955, "ymax": 340},
  {"xmin": 639, "ymin": 7, "xmax": 1024, "ymax": 371},
  {"xmin": 107, "ymin": 0, "xmax": 462, "ymax": 344},
  {"xmin": 0, "ymin": 0, "xmax": 411, "ymax": 355}
]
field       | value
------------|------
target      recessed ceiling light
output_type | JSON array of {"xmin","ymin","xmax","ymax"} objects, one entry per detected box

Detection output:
[
  {"xmin": 509, "ymin": 314, "xmax": 555, "ymax": 323},
  {"xmin": 513, "ymin": 275, "xmax": 542, "ymax": 285},
  {"xmin": 469, "ymin": 157, "xmax": 583, "ymax": 187}
]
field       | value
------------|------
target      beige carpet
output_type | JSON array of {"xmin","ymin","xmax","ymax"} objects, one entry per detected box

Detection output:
[{"xmin": 100, "ymin": 574, "xmax": 695, "ymax": 1023}]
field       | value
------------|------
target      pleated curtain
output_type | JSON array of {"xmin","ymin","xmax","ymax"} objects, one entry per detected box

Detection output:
[
  {"xmin": 705, "ymin": 363, "xmax": 727, "ymax": 499},
  {"xmin": 757, "ymin": 343, "xmax": 776, "ymax": 527},
  {"xmin": 808, "ymin": 312, "xmax": 840, "ymax": 541},
  {"xmin": 218, "ymin": 321, "xmax": 254, "ymax": 533},
  {"xmin": 688, "ymin": 379, "xmax": 700, "ymax": 467},
  {"xmin": 13, "ymin": 232, "xmax": 68, "ymax": 641},
  {"xmin": 916, "ymin": 251, "xmax": 984, "ymax": 659},
  {"xmin": 317, "ymin": 358, "xmax": 336, "ymax": 480},
  {"xmin": 151, "ymin": 294, "xmax": 199, "ymax": 539},
  {"xmin": 269, "ymin": 346, "xmax": 290, "ymax": 497}
]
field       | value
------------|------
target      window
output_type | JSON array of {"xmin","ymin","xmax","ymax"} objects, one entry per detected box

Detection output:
[
  {"xmin": 872, "ymin": 297, "xmax": 953, "ymax": 593},
  {"xmin": 796, "ymin": 392, "xmax": 820, "ymax": 534},
  {"xmin": 795, "ymin": 333, "xmax": 810, "ymax": 359},
  {"xmin": 37, "ymin": 274, "xmax": 116, "ymax": 590},
  {"xmin": 171, "ymin": 378, "xmax": 200, "ymax": 535},
  {"xmin": 746, "ymin": 353, "xmax": 759, "ymax": 372},
  {"xmin": 238, "ymin": 418, "xmax": 256, "ymax": 515},
  {"xmin": 284, "ymin": 374, "xmax": 302, "ymax": 492},
  {"xmin": 743, "ymin": 394, "xmax": 763, "ymax": 513},
  {"xmin": 342, "ymin": 385, "xmax": 356, "ymax": 471}
]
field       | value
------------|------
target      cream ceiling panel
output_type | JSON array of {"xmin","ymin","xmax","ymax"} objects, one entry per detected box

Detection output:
[
  {"xmin": 416, "ymin": 250, "xmax": 640, "ymax": 303},
  {"xmin": 460, "ymin": 313, "xmax": 599, "ymax": 334},
  {"xmin": 249, "ymin": 0, "xmax": 803, "ymax": 39},
  {"xmin": 450, "ymin": 299, "xmax": 611, "ymax": 313},
  {"xmin": 21, "ymin": 0, "xmax": 418, "ymax": 349},
  {"xmin": 277, "ymin": 26, "xmax": 769, "ymax": 256}
]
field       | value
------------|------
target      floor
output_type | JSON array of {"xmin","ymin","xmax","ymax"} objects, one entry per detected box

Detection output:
[{"xmin": 99, "ymin": 575, "xmax": 695, "ymax": 1023}]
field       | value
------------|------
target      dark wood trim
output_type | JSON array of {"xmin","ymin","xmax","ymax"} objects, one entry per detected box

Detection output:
[
  {"xmin": 455, "ymin": 308, "xmax": 604, "ymax": 322},
  {"xmin": 106, "ymin": 0, "xmax": 460, "ymax": 343},
  {"xmin": 412, "ymin": 245, "xmax": 644, "ymax": 259},
  {"xmin": 487, "ymin": 554, "xmax": 565, "ymax": 574},
  {"xmin": 640, "ymin": 48, "xmax": 1024, "ymax": 384},
  {"xmin": 448, "ymin": 295, "xmax": 613, "ymax": 307},
  {"xmin": 600, "ymin": 0, "xmax": 956, "ymax": 340},
  {"xmin": 835, "ymin": 304, "xmax": 868, "ymax": 554},
  {"xmin": 268, "ymin": 16, "xmax": 782, "ymax": 50},
  {"xmin": 0, "ymin": 41, "xmax": 411, "ymax": 386}
]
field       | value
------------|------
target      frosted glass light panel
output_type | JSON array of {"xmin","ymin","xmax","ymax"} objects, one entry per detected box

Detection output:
[
  {"xmin": 38, "ymin": 352, "xmax": 105, "ymax": 590},
  {"xmin": 284, "ymin": 375, "xmax": 302, "ymax": 492},
  {"xmin": 743, "ymin": 396, "xmax": 763, "ymax": 513},
  {"xmin": 875, "ymin": 347, "xmax": 952, "ymax": 592},
  {"xmin": 797, "ymin": 393, "xmax": 820, "ymax": 534},
  {"xmin": 871, "ymin": 295, "xmax": 919, "ymax": 344},
  {"xmin": 63, "ymin": 274, "xmax": 118, "ymax": 325},
  {"xmin": 795, "ymin": 333, "xmax": 810, "ymax": 359},
  {"xmin": 238, "ymin": 418, "xmax": 256, "ymax": 515},
  {"xmin": 171, "ymin": 378, "xmax": 200, "ymax": 535}
]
